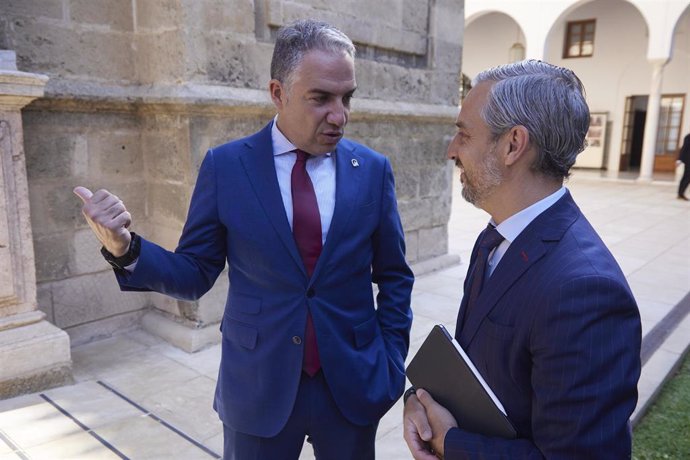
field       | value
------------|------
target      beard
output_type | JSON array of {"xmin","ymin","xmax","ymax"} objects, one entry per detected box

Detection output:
[{"xmin": 460, "ymin": 146, "xmax": 503, "ymax": 206}]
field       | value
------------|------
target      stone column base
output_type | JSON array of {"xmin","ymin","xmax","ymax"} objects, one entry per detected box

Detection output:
[
  {"xmin": 0, "ymin": 314, "xmax": 72, "ymax": 399},
  {"xmin": 141, "ymin": 310, "xmax": 220, "ymax": 353},
  {"xmin": 410, "ymin": 253, "xmax": 461, "ymax": 277}
]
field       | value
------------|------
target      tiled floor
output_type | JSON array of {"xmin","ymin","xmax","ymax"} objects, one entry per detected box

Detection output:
[{"xmin": 1, "ymin": 171, "xmax": 688, "ymax": 459}]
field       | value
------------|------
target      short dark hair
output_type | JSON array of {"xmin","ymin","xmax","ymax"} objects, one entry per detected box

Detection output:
[{"xmin": 270, "ymin": 19, "xmax": 356, "ymax": 90}]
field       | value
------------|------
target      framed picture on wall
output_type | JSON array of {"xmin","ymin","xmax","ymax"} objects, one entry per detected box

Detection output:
[{"xmin": 575, "ymin": 112, "xmax": 608, "ymax": 168}]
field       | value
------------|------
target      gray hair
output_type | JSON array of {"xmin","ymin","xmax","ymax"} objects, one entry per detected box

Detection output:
[
  {"xmin": 271, "ymin": 19, "xmax": 356, "ymax": 90},
  {"xmin": 474, "ymin": 60, "xmax": 590, "ymax": 179}
]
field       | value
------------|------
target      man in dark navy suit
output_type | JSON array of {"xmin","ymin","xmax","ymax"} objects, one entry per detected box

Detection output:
[
  {"xmin": 403, "ymin": 60, "xmax": 641, "ymax": 459},
  {"xmin": 75, "ymin": 19, "xmax": 413, "ymax": 460}
]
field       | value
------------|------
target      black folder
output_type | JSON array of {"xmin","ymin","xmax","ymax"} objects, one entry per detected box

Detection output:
[{"xmin": 406, "ymin": 324, "xmax": 517, "ymax": 439}]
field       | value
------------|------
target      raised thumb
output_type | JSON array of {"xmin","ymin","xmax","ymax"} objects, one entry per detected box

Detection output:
[{"xmin": 73, "ymin": 186, "xmax": 93, "ymax": 203}]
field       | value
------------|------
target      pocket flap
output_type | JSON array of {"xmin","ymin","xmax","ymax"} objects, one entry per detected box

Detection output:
[{"xmin": 224, "ymin": 320, "xmax": 258, "ymax": 349}]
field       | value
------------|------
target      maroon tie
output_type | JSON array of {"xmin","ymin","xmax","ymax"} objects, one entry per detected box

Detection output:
[{"xmin": 291, "ymin": 149, "xmax": 322, "ymax": 376}]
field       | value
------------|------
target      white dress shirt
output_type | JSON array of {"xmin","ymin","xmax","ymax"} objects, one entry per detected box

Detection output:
[{"xmin": 271, "ymin": 117, "xmax": 336, "ymax": 245}]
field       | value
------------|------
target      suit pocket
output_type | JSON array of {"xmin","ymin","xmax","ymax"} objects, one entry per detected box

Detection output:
[
  {"xmin": 223, "ymin": 318, "xmax": 258, "ymax": 350},
  {"xmin": 353, "ymin": 315, "xmax": 379, "ymax": 348}
]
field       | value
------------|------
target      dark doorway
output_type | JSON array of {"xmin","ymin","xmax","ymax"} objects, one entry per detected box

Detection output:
[
  {"xmin": 629, "ymin": 110, "xmax": 646, "ymax": 168},
  {"xmin": 620, "ymin": 95, "xmax": 647, "ymax": 172}
]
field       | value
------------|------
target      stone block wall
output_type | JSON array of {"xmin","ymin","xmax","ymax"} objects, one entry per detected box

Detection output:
[{"xmin": 0, "ymin": 0, "xmax": 463, "ymax": 347}]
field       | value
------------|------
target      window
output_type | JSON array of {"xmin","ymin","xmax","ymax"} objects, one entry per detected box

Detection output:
[
  {"xmin": 656, "ymin": 95, "xmax": 685, "ymax": 156},
  {"xmin": 563, "ymin": 20, "xmax": 595, "ymax": 58}
]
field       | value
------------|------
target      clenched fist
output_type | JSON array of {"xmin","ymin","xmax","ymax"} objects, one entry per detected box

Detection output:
[{"xmin": 73, "ymin": 186, "xmax": 132, "ymax": 256}]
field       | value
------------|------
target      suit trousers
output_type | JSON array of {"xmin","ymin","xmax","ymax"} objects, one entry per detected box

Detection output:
[{"xmin": 222, "ymin": 370, "xmax": 377, "ymax": 460}]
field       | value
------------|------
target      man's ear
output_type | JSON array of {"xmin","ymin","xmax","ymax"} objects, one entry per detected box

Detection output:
[
  {"xmin": 269, "ymin": 79, "xmax": 285, "ymax": 110},
  {"xmin": 504, "ymin": 125, "xmax": 531, "ymax": 166}
]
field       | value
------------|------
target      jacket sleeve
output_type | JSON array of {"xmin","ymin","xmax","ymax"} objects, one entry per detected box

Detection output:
[
  {"xmin": 370, "ymin": 158, "xmax": 414, "ymax": 374},
  {"xmin": 116, "ymin": 149, "xmax": 227, "ymax": 300}
]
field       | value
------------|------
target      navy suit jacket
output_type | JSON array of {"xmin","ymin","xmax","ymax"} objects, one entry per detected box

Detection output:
[
  {"xmin": 115, "ymin": 122, "xmax": 414, "ymax": 437},
  {"xmin": 447, "ymin": 191, "xmax": 641, "ymax": 459}
]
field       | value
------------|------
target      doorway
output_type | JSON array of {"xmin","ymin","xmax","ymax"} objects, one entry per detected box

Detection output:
[
  {"xmin": 620, "ymin": 94, "xmax": 686, "ymax": 172},
  {"xmin": 620, "ymin": 96, "xmax": 647, "ymax": 171},
  {"xmin": 655, "ymin": 95, "xmax": 685, "ymax": 172}
]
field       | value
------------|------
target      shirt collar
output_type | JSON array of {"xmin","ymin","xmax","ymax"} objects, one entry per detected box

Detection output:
[
  {"xmin": 493, "ymin": 187, "xmax": 567, "ymax": 243},
  {"xmin": 271, "ymin": 116, "xmax": 332, "ymax": 157}
]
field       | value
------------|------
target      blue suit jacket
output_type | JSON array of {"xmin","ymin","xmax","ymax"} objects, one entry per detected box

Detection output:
[
  {"xmin": 116, "ymin": 122, "xmax": 414, "ymax": 437},
  {"xmin": 447, "ymin": 191, "xmax": 641, "ymax": 459}
]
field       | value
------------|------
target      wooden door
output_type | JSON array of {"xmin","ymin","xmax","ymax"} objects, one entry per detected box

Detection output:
[{"xmin": 654, "ymin": 95, "xmax": 685, "ymax": 172}]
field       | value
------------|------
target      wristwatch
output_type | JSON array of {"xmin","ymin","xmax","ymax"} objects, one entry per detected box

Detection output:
[
  {"xmin": 403, "ymin": 387, "xmax": 417, "ymax": 404},
  {"xmin": 100, "ymin": 232, "xmax": 140, "ymax": 270}
]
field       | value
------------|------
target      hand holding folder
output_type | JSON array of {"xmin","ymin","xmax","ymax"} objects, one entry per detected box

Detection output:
[{"xmin": 406, "ymin": 324, "xmax": 516, "ymax": 439}]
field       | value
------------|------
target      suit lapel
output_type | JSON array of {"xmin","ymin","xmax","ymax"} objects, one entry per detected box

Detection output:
[
  {"xmin": 239, "ymin": 123, "xmax": 305, "ymax": 275},
  {"xmin": 311, "ymin": 142, "xmax": 363, "ymax": 279},
  {"xmin": 455, "ymin": 233, "xmax": 482, "ymax": 337},
  {"xmin": 461, "ymin": 191, "xmax": 580, "ymax": 346}
]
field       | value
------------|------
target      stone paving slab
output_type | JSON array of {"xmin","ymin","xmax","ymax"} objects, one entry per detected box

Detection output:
[{"xmin": 0, "ymin": 380, "xmax": 221, "ymax": 459}]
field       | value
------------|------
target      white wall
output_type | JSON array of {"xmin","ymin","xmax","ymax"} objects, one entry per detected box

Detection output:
[
  {"xmin": 546, "ymin": 0, "xmax": 651, "ymax": 169},
  {"xmin": 462, "ymin": 12, "xmax": 525, "ymax": 79}
]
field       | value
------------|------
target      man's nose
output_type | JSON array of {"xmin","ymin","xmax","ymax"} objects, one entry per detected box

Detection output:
[
  {"xmin": 327, "ymin": 102, "xmax": 348, "ymax": 127},
  {"xmin": 447, "ymin": 136, "xmax": 459, "ymax": 160}
]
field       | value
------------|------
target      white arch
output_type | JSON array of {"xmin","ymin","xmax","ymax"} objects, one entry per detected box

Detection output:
[
  {"xmin": 631, "ymin": 0, "xmax": 689, "ymax": 60},
  {"xmin": 466, "ymin": 1, "xmax": 590, "ymax": 60},
  {"xmin": 466, "ymin": 1, "xmax": 690, "ymax": 61}
]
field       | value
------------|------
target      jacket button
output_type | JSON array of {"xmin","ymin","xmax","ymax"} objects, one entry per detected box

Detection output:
[
  {"xmin": 292, "ymin": 336, "xmax": 302, "ymax": 345},
  {"xmin": 307, "ymin": 288, "xmax": 315, "ymax": 298}
]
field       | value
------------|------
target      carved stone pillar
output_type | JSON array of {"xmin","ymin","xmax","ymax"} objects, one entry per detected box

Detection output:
[{"xmin": 0, "ymin": 51, "xmax": 72, "ymax": 398}]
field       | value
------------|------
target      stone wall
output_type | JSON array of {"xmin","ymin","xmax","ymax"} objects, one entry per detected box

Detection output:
[{"xmin": 0, "ymin": 0, "xmax": 463, "ymax": 349}]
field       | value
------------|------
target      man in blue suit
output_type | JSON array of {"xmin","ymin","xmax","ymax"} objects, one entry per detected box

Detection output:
[
  {"xmin": 74, "ymin": 19, "xmax": 413, "ymax": 460},
  {"xmin": 403, "ymin": 60, "xmax": 641, "ymax": 458}
]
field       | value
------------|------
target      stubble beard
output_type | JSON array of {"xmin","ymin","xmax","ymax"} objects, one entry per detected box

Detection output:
[{"xmin": 460, "ymin": 145, "xmax": 503, "ymax": 207}]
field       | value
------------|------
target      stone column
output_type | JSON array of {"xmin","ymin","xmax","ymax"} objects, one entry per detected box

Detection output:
[
  {"xmin": 0, "ymin": 51, "xmax": 72, "ymax": 398},
  {"xmin": 638, "ymin": 59, "xmax": 667, "ymax": 182}
]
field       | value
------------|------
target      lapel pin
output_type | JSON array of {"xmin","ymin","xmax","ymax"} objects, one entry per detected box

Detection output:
[{"xmin": 351, "ymin": 158, "xmax": 359, "ymax": 167}]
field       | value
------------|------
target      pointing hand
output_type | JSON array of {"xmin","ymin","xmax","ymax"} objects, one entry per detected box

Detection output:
[{"xmin": 73, "ymin": 186, "xmax": 132, "ymax": 256}]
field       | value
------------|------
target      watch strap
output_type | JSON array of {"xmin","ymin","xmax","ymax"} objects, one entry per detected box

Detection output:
[
  {"xmin": 403, "ymin": 386, "xmax": 417, "ymax": 404},
  {"xmin": 100, "ymin": 232, "xmax": 140, "ymax": 270}
]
